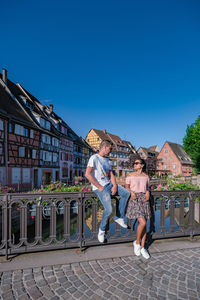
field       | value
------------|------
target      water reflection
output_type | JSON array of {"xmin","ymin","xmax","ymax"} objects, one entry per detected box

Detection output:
[{"xmin": 9, "ymin": 196, "xmax": 198, "ymax": 245}]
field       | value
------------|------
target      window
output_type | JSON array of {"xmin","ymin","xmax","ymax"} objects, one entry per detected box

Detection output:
[
  {"xmin": 9, "ymin": 123, "xmax": 14, "ymax": 133},
  {"xmin": 164, "ymin": 148, "xmax": 168, "ymax": 153},
  {"xmin": 40, "ymin": 118, "xmax": 45, "ymax": 128},
  {"xmin": 12, "ymin": 168, "xmax": 21, "ymax": 184},
  {"xmin": 52, "ymin": 137, "xmax": 59, "ymax": 147},
  {"xmin": 0, "ymin": 119, "xmax": 3, "ymax": 130},
  {"xmin": 24, "ymin": 128, "xmax": 29, "ymax": 137},
  {"xmin": 43, "ymin": 151, "xmax": 52, "ymax": 161},
  {"xmin": 76, "ymin": 157, "xmax": 81, "ymax": 164},
  {"xmin": 173, "ymin": 164, "xmax": 176, "ymax": 169},
  {"xmin": 53, "ymin": 153, "xmax": 58, "ymax": 162},
  {"xmin": 19, "ymin": 147, "xmax": 25, "ymax": 157},
  {"xmin": 40, "ymin": 118, "xmax": 51, "ymax": 130},
  {"xmin": 45, "ymin": 121, "xmax": 50, "ymax": 130},
  {"xmin": 32, "ymin": 149, "xmax": 37, "ymax": 159},
  {"xmin": 30, "ymin": 129, "xmax": 34, "ymax": 139},
  {"xmin": 61, "ymin": 126, "xmax": 68, "ymax": 135},
  {"xmin": 62, "ymin": 168, "xmax": 68, "ymax": 177},
  {"xmin": 15, "ymin": 124, "xmax": 24, "ymax": 135},
  {"xmin": 42, "ymin": 134, "xmax": 51, "ymax": 144},
  {"xmin": 23, "ymin": 168, "xmax": 30, "ymax": 183},
  {"xmin": 26, "ymin": 148, "xmax": 32, "ymax": 158}
]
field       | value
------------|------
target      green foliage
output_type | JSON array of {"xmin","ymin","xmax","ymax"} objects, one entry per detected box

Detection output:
[
  {"xmin": 151, "ymin": 176, "xmax": 199, "ymax": 191},
  {"xmin": 183, "ymin": 115, "xmax": 200, "ymax": 172},
  {"xmin": 31, "ymin": 181, "xmax": 92, "ymax": 194}
]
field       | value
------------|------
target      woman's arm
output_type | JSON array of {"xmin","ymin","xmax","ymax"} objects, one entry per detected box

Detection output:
[
  {"xmin": 145, "ymin": 176, "xmax": 150, "ymax": 201},
  {"xmin": 125, "ymin": 183, "xmax": 137, "ymax": 200}
]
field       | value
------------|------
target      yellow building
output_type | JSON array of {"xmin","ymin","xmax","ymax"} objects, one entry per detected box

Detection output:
[
  {"xmin": 85, "ymin": 128, "xmax": 136, "ymax": 176},
  {"xmin": 85, "ymin": 128, "xmax": 105, "ymax": 151}
]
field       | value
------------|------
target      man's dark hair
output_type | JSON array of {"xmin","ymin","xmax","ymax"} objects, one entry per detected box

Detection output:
[{"xmin": 99, "ymin": 140, "xmax": 112, "ymax": 149}]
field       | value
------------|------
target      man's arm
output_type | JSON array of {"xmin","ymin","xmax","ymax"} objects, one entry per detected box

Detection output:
[
  {"xmin": 85, "ymin": 166, "xmax": 104, "ymax": 192},
  {"xmin": 109, "ymin": 170, "xmax": 117, "ymax": 195}
]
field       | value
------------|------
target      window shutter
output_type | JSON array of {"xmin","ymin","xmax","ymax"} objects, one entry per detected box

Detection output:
[
  {"xmin": 19, "ymin": 147, "xmax": 25, "ymax": 157},
  {"xmin": 23, "ymin": 168, "xmax": 30, "ymax": 183},
  {"xmin": 0, "ymin": 119, "xmax": 4, "ymax": 130},
  {"xmin": 12, "ymin": 168, "xmax": 21, "ymax": 184},
  {"xmin": 32, "ymin": 149, "xmax": 37, "ymax": 159},
  {"xmin": 15, "ymin": 124, "xmax": 21, "ymax": 135},
  {"xmin": 30, "ymin": 130, "xmax": 34, "ymax": 138},
  {"xmin": 48, "ymin": 152, "xmax": 52, "ymax": 161}
]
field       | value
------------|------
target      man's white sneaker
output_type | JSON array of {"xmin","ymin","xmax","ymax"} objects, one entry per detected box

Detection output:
[
  {"xmin": 114, "ymin": 218, "xmax": 127, "ymax": 228},
  {"xmin": 141, "ymin": 247, "xmax": 150, "ymax": 259},
  {"xmin": 98, "ymin": 229, "xmax": 105, "ymax": 243},
  {"xmin": 133, "ymin": 241, "xmax": 141, "ymax": 256}
]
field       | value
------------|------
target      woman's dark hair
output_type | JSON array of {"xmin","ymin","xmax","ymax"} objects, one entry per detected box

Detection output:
[{"xmin": 134, "ymin": 158, "xmax": 147, "ymax": 173}]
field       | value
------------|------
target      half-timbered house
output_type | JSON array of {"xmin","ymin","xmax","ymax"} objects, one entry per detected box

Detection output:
[
  {"xmin": 12, "ymin": 83, "xmax": 61, "ymax": 185},
  {"xmin": 41, "ymin": 104, "xmax": 74, "ymax": 184},
  {"xmin": 0, "ymin": 114, "xmax": 6, "ymax": 186},
  {"xmin": 0, "ymin": 71, "xmax": 40, "ymax": 190}
]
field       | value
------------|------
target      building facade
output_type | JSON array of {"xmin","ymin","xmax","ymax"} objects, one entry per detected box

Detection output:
[
  {"xmin": 0, "ymin": 116, "xmax": 6, "ymax": 186},
  {"xmin": 0, "ymin": 72, "xmax": 40, "ymax": 190},
  {"xmin": 137, "ymin": 145, "xmax": 159, "ymax": 174},
  {"xmin": 157, "ymin": 141, "xmax": 193, "ymax": 176}
]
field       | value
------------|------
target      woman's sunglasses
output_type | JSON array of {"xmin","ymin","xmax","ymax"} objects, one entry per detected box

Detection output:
[{"xmin": 134, "ymin": 162, "xmax": 141, "ymax": 165}]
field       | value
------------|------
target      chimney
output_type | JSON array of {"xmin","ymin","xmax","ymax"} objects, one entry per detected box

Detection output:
[
  {"xmin": 49, "ymin": 104, "xmax": 53, "ymax": 113},
  {"xmin": 103, "ymin": 129, "xmax": 107, "ymax": 134},
  {"xmin": 2, "ymin": 69, "xmax": 7, "ymax": 85}
]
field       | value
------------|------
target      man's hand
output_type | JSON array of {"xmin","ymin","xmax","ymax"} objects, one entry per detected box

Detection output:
[
  {"xmin": 131, "ymin": 191, "xmax": 137, "ymax": 200},
  {"xmin": 145, "ymin": 191, "xmax": 150, "ymax": 201},
  {"xmin": 98, "ymin": 185, "xmax": 104, "ymax": 192},
  {"xmin": 111, "ymin": 185, "xmax": 117, "ymax": 195}
]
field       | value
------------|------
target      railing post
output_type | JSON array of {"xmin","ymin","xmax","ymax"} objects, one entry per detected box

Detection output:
[
  {"xmin": 188, "ymin": 191, "xmax": 195, "ymax": 240},
  {"xmin": 79, "ymin": 193, "xmax": 85, "ymax": 251},
  {"xmin": 4, "ymin": 194, "xmax": 9, "ymax": 260}
]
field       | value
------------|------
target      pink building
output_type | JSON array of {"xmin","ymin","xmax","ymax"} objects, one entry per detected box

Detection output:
[{"xmin": 157, "ymin": 141, "xmax": 193, "ymax": 177}]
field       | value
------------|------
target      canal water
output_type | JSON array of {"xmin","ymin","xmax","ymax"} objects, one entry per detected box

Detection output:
[{"xmin": 0, "ymin": 197, "xmax": 191, "ymax": 245}]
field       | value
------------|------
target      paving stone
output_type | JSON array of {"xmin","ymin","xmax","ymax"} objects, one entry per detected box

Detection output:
[
  {"xmin": 27, "ymin": 286, "xmax": 43, "ymax": 299},
  {"xmin": 1, "ymin": 247, "xmax": 200, "ymax": 299}
]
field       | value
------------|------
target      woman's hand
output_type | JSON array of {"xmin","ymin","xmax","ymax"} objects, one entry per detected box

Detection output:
[
  {"xmin": 145, "ymin": 191, "xmax": 150, "ymax": 201},
  {"xmin": 131, "ymin": 191, "xmax": 137, "ymax": 200}
]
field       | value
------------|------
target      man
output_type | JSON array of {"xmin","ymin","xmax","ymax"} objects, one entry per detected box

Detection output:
[{"xmin": 85, "ymin": 140, "xmax": 130, "ymax": 243}]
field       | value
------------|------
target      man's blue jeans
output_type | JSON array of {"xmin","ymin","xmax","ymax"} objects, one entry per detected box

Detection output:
[{"xmin": 94, "ymin": 182, "xmax": 130, "ymax": 231}]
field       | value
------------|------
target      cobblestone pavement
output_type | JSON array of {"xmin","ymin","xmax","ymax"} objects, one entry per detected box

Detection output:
[{"xmin": 1, "ymin": 247, "xmax": 200, "ymax": 300}]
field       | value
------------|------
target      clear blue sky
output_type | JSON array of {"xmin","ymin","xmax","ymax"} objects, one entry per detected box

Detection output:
[{"xmin": 1, "ymin": 0, "xmax": 200, "ymax": 150}]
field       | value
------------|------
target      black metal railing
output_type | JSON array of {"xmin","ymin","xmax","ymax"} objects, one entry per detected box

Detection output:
[{"xmin": 0, "ymin": 190, "xmax": 200, "ymax": 259}]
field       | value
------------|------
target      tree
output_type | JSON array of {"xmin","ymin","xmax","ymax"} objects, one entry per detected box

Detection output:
[{"xmin": 183, "ymin": 115, "xmax": 200, "ymax": 172}]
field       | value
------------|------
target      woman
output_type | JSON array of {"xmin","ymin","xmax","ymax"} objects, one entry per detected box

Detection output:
[{"xmin": 125, "ymin": 158, "xmax": 151, "ymax": 259}]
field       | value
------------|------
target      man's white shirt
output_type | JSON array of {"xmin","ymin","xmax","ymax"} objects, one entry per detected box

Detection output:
[{"xmin": 87, "ymin": 154, "xmax": 111, "ymax": 190}]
